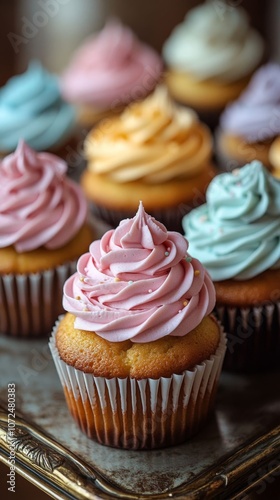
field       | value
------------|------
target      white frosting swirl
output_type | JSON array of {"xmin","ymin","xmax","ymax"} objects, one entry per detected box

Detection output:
[{"xmin": 163, "ymin": 0, "xmax": 264, "ymax": 82}]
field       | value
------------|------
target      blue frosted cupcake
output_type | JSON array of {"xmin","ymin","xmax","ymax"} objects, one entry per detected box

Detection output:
[
  {"xmin": 0, "ymin": 62, "xmax": 79, "ymax": 171},
  {"xmin": 182, "ymin": 161, "xmax": 280, "ymax": 371}
]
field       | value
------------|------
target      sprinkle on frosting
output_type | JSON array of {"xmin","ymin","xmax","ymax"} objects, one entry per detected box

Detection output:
[
  {"xmin": 232, "ymin": 168, "xmax": 240, "ymax": 176},
  {"xmin": 183, "ymin": 161, "xmax": 280, "ymax": 281},
  {"xmin": 0, "ymin": 140, "xmax": 87, "ymax": 252},
  {"xmin": 63, "ymin": 201, "xmax": 215, "ymax": 342}
]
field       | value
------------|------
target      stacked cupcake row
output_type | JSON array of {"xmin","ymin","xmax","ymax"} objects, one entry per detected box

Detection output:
[
  {"xmin": 2, "ymin": 9, "xmax": 278, "ymax": 227},
  {"xmin": 0, "ymin": 140, "xmax": 279, "ymax": 449}
]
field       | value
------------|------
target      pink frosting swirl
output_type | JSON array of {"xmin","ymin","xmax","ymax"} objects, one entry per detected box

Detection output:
[
  {"xmin": 63, "ymin": 202, "xmax": 215, "ymax": 342},
  {"xmin": 0, "ymin": 140, "xmax": 87, "ymax": 252},
  {"xmin": 60, "ymin": 19, "xmax": 163, "ymax": 109}
]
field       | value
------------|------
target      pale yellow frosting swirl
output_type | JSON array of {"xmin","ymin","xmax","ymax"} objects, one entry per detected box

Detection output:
[{"xmin": 84, "ymin": 87, "xmax": 212, "ymax": 184}]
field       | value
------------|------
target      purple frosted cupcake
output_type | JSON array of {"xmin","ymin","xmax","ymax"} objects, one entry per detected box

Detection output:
[{"xmin": 216, "ymin": 63, "xmax": 280, "ymax": 171}]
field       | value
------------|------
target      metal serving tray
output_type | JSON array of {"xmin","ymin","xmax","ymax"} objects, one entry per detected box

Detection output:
[{"xmin": 0, "ymin": 332, "xmax": 280, "ymax": 500}]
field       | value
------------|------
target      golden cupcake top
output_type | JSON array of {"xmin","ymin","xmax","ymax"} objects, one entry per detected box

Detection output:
[
  {"xmin": 84, "ymin": 86, "xmax": 212, "ymax": 184},
  {"xmin": 269, "ymin": 137, "xmax": 280, "ymax": 179}
]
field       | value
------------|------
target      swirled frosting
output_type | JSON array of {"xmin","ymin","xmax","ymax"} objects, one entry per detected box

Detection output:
[
  {"xmin": 63, "ymin": 202, "xmax": 215, "ymax": 342},
  {"xmin": 0, "ymin": 141, "xmax": 87, "ymax": 252},
  {"xmin": 162, "ymin": 0, "xmax": 264, "ymax": 83},
  {"xmin": 220, "ymin": 63, "xmax": 280, "ymax": 142},
  {"xmin": 60, "ymin": 19, "xmax": 162, "ymax": 109},
  {"xmin": 183, "ymin": 161, "xmax": 280, "ymax": 281},
  {"xmin": 0, "ymin": 62, "xmax": 76, "ymax": 152},
  {"xmin": 84, "ymin": 86, "xmax": 212, "ymax": 183}
]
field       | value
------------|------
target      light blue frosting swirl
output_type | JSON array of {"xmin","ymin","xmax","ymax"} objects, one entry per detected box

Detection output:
[
  {"xmin": 183, "ymin": 161, "xmax": 280, "ymax": 280},
  {"xmin": 0, "ymin": 62, "xmax": 76, "ymax": 152}
]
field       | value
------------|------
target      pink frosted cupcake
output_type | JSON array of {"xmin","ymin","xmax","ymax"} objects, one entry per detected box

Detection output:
[
  {"xmin": 0, "ymin": 140, "xmax": 94, "ymax": 337},
  {"xmin": 60, "ymin": 19, "xmax": 163, "ymax": 128},
  {"xmin": 49, "ymin": 202, "xmax": 226, "ymax": 449}
]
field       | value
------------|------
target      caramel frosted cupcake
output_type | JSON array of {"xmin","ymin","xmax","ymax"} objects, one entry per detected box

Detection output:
[
  {"xmin": 82, "ymin": 86, "xmax": 215, "ymax": 233},
  {"xmin": 217, "ymin": 63, "xmax": 280, "ymax": 171},
  {"xmin": 183, "ymin": 161, "xmax": 280, "ymax": 371},
  {"xmin": 60, "ymin": 19, "xmax": 163, "ymax": 129},
  {"xmin": 162, "ymin": 0, "xmax": 264, "ymax": 128},
  {"xmin": 49, "ymin": 202, "xmax": 226, "ymax": 449},
  {"xmin": 0, "ymin": 141, "xmax": 94, "ymax": 337}
]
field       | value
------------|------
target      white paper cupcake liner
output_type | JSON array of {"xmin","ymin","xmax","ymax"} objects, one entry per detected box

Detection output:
[
  {"xmin": 215, "ymin": 301, "xmax": 280, "ymax": 372},
  {"xmin": 0, "ymin": 262, "xmax": 76, "ymax": 338},
  {"xmin": 49, "ymin": 318, "xmax": 226, "ymax": 450}
]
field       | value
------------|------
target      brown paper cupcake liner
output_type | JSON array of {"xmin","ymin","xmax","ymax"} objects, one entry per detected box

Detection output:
[
  {"xmin": 0, "ymin": 262, "xmax": 76, "ymax": 338},
  {"xmin": 49, "ymin": 320, "xmax": 226, "ymax": 450},
  {"xmin": 215, "ymin": 301, "xmax": 280, "ymax": 372}
]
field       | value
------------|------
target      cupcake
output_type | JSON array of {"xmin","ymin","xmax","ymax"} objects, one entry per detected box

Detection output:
[
  {"xmin": 60, "ymin": 19, "xmax": 163, "ymax": 129},
  {"xmin": 0, "ymin": 140, "xmax": 94, "ymax": 337},
  {"xmin": 182, "ymin": 161, "xmax": 280, "ymax": 372},
  {"xmin": 0, "ymin": 61, "xmax": 79, "ymax": 169},
  {"xmin": 49, "ymin": 202, "xmax": 226, "ymax": 450},
  {"xmin": 82, "ymin": 85, "xmax": 216, "ymax": 233},
  {"xmin": 269, "ymin": 137, "xmax": 280, "ymax": 179},
  {"xmin": 217, "ymin": 63, "xmax": 280, "ymax": 171},
  {"xmin": 162, "ymin": 0, "xmax": 264, "ymax": 128}
]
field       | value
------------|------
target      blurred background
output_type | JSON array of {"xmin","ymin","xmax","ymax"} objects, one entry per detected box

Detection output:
[{"xmin": 0, "ymin": 0, "xmax": 279, "ymax": 86}]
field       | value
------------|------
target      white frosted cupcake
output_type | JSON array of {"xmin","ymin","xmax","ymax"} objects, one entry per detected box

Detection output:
[{"xmin": 163, "ymin": 0, "xmax": 264, "ymax": 127}]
